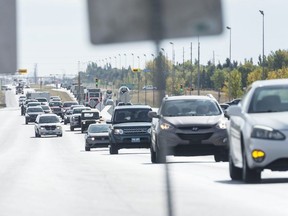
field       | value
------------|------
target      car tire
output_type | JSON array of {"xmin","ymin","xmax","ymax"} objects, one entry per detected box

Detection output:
[
  {"xmin": 25, "ymin": 119, "xmax": 28, "ymax": 125},
  {"xmin": 85, "ymin": 146, "xmax": 90, "ymax": 151},
  {"xmin": 155, "ymin": 144, "xmax": 166, "ymax": 163},
  {"xmin": 242, "ymin": 150, "xmax": 261, "ymax": 183},
  {"xmin": 64, "ymin": 120, "xmax": 67, "ymax": 125},
  {"xmin": 229, "ymin": 155, "xmax": 242, "ymax": 180},
  {"xmin": 150, "ymin": 144, "xmax": 157, "ymax": 163},
  {"xmin": 57, "ymin": 134, "xmax": 63, "ymax": 137},
  {"xmin": 81, "ymin": 127, "xmax": 84, "ymax": 133},
  {"xmin": 35, "ymin": 131, "xmax": 40, "ymax": 138},
  {"xmin": 109, "ymin": 143, "xmax": 118, "ymax": 154},
  {"xmin": 214, "ymin": 152, "xmax": 228, "ymax": 162},
  {"xmin": 70, "ymin": 126, "xmax": 74, "ymax": 131}
]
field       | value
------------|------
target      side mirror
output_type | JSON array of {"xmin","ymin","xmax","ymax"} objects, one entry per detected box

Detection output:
[
  {"xmin": 226, "ymin": 105, "xmax": 242, "ymax": 117},
  {"xmin": 148, "ymin": 111, "xmax": 158, "ymax": 118}
]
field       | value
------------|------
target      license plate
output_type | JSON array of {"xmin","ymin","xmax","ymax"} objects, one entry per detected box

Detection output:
[{"xmin": 131, "ymin": 138, "xmax": 140, "ymax": 143}]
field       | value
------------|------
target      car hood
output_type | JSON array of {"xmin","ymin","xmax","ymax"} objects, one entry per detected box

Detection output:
[
  {"xmin": 113, "ymin": 122, "xmax": 152, "ymax": 128},
  {"xmin": 27, "ymin": 112, "xmax": 44, "ymax": 115},
  {"xmin": 164, "ymin": 115, "xmax": 224, "ymax": 127},
  {"xmin": 38, "ymin": 123, "xmax": 61, "ymax": 126},
  {"xmin": 248, "ymin": 112, "xmax": 288, "ymax": 130},
  {"xmin": 88, "ymin": 132, "xmax": 109, "ymax": 136}
]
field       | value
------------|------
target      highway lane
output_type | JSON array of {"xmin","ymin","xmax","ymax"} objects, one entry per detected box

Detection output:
[{"xmin": 1, "ymin": 90, "xmax": 288, "ymax": 216}]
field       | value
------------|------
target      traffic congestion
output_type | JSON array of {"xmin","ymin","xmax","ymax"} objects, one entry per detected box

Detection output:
[{"xmin": 1, "ymin": 1, "xmax": 288, "ymax": 216}]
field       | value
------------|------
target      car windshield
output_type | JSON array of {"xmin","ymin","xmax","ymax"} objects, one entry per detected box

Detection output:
[
  {"xmin": 73, "ymin": 108, "xmax": 90, "ymax": 114},
  {"xmin": 82, "ymin": 112, "xmax": 99, "ymax": 120},
  {"xmin": 248, "ymin": 85, "xmax": 288, "ymax": 113},
  {"xmin": 39, "ymin": 116, "xmax": 60, "ymax": 123},
  {"xmin": 88, "ymin": 124, "xmax": 110, "ymax": 133},
  {"xmin": 63, "ymin": 102, "xmax": 78, "ymax": 107},
  {"xmin": 27, "ymin": 107, "xmax": 43, "ymax": 112},
  {"xmin": 49, "ymin": 102, "xmax": 62, "ymax": 107},
  {"xmin": 114, "ymin": 108, "xmax": 152, "ymax": 123},
  {"xmin": 37, "ymin": 98, "xmax": 47, "ymax": 102},
  {"xmin": 162, "ymin": 99, "xmax": 221, "ymax": 117}
]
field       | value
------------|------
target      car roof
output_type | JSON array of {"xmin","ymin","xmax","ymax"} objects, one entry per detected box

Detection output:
[
  {"xmin": 251, "ymin": 78, "xmax": 288, "ymax": 88},
  {"xmin": 114, "ymin": 104, "xmax": 152, "ymax": 111},
  {"xmin": 163, "ymin": 95, "xmax": 214, "ymax": 101}
]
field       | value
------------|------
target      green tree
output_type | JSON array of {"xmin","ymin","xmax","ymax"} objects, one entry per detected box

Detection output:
[{"xmin": 229, "ymin": 69, "xmax": 243, "ymax": 99}]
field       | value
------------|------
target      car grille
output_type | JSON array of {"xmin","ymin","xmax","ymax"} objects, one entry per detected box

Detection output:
[
  {"xmin": 123, "ymin": 127, "xmax": 149, "ymax": 134},
  {"xmin": 178, "ymin": 125, "xmax": 213, "ymax": 130},
  {"xmin": 92, "ymin": 136, "xmax": 109, "ymax": 141},
  {"xmin": 177, "ymin": 133, "xmax": 213, "ymax": 141},
  {"xmin": 44, "ymin": 125, "xmax": 56, "ymax": 130}
]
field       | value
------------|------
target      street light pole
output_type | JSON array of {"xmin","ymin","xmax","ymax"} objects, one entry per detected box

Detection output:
[
  {"xmin": 259, "ymin": 10, "xmax": 265, "ymax": 80},
  {"xmin": 144, "ymin": 54, "xmax": 147, "ymax": 105},
  {"xmin": 169, "ymin": 42, "xmax": 175, "ymax": 95},
  {"xmin": 137, "ymin": 56, "xmax": 140, "ymax": 103},
  {"xmin": 226, "ymin": 26, "xmax": 232, "ymax": 101},
  {"xmin": 151, "ymin": 54, "xmax": 155, "ymax": 107}
]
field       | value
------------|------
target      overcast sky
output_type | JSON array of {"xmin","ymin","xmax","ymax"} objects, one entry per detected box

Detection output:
[{"xmin": 17, "ymin": 0, "xmax": 288, "ymax": 77}]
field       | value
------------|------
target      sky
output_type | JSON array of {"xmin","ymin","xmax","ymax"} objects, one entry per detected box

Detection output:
[{"xmin": 17, "ymin": 0, "xmax": 288, "ymax": 78}]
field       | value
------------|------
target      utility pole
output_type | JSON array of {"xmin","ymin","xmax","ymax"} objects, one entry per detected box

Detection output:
[
  {"xmin": 190, "ymin": 42, "xmax": 193, "ymax": 95},
  {"xmin": 197, "ymin": 36, "xmax": 200, "ymax": 96}
]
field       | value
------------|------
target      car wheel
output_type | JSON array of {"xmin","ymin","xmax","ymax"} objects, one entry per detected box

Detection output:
[
  {"xmin": 229, "ymin": 155, "xmax": 242, "ymax": 180},
  {"xmin": 81, "ymin": 128, "xmax": 84, "ymax": 133},
  {"xmin": 35, "ymin": 131, "xmax": 40, "ymax": 138},
  {"xmin": 25, "ymin": 119, "xmax": 28, "ymax": 124},
  {"xmin": 70, "ymin": 126, "xmax": 74, "ymax": 131},
  {"xmin": 150, "ymin": 144, "xmax": 157, "ymax": 163},
  {"xmin": 57, "ymin": 134, "xmax": 63, "ymax": 137},
  {"xmin": 109, "ymin": 143, "xmax": 118, "ymax": 154},
  {"xmin": 242, "ymin": 150, "xmax": 261, "ymax": 183},
  {"xmin": 64, "ymin": 120, "xmax": 67, "ymax": 125},
  {"xmin": 155, "ymin": 144, "xmax": 166, "ymax": 163},
  {"xmin": 85, "ymin": 146, "xmax": 90, "ymax": 151}
]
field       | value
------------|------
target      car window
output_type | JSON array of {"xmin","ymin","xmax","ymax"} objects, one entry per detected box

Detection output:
[
  {"xmin": 162, "ymin": 99, "xmax": 221, "ymax": 116},
  {"xmin": 39, "ymin": 116, "xmax": 60, "ymax": 123},
  {"xmin": 114, "ymin": 109, "xmax": 152, "ymax": 123},
  {"xmin": 248, "ymin": 85, "xmax": 288, "ymax": 113},
  {"xmin": 27, "ymin": 107, "xmax": 43, "ymax": 112},
  {"xmin": 88, "ymin": 124, "xmax": 110, "ymax": 133}
]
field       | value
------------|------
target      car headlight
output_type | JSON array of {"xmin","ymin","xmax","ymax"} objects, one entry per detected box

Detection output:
[
  {"xmin": 160, "ymin": 122, "xmax": 173, "ymax": 130},
  {"xmin": 251, "ymin": 125, "xmax": 285, "ymax": 140},
  {"xmin": 216, "ymin": 119, "xmax": 227, "ymax": 129},
  {"xmin": 56, "ymin": 126, "xmax": 61, "ymax": 130},
  {"xmin": 114, "ymin": 129, "xmax": 124, "ymax": 134},
  {"xmin": 40, "ymin": 127, "xmax": 45, "ymax": 130}
]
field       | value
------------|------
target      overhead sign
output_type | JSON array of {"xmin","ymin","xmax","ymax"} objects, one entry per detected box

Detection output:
[
  {"xmin": 0, "ymin": 0, "xmax": 17, "ymax": 74},
  {"xmin": 87, "ymin": 0, "xmax": 223, "ymax": 44}
]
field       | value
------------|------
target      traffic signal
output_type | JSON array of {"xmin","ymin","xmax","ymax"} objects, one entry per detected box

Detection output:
[
  {"xmin": 95, "ymin": 78, "xmax": 98, "ymax": 87},
  {"xmin": 18, "ymin": 69, "xmax": 27, "ymax": 74}
]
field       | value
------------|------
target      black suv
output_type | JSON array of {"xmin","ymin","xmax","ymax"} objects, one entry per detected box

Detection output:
[
  {"xmin": 108, "ymin": 105, "xmax": 152, "ymax": 154},
  {"xmin": 148, "ymin": 95, "xmax": 228, "ymax": 163},
  {"xmin": 81, "ymin": 109, "xmax": 101, "ymax": 133}
]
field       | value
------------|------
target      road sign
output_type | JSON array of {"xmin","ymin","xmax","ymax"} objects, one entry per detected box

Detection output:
[{"xmin": 87, "ymin": 0, "xmax": 223, "ymax": 44}]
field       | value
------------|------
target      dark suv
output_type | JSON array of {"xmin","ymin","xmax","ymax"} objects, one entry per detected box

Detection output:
[
  {"xmin": 81, "ymin": 109, "xmax": 101, "ymax": 133},
  {"xmin": 148, "ymin": 95, "xmax": 228, "ymax": 163},
  {"xmin": 108, "ymin": 105, "xmax": 152, "ymax": 154}
]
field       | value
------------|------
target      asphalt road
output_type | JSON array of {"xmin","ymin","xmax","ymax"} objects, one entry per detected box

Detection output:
[{"xmin": 1, "ymin": 89, "xmax": 288, "ymax": 216}]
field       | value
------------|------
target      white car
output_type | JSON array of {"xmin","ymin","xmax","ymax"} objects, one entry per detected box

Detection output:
[
  {"xmin": 227, "ymin": 78, "xmax": 288, "ymax": 183},
  {"xmin": 34, "ymin": 114, "xmax": 63, "ymax": 137}
]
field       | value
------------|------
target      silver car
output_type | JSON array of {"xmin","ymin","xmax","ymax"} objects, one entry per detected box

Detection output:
[
  {"xmin": 35, "ymin": 114, "xmax": 63, "ymax": 137},
  {"xmin": 227, "ymin": 78, "xmax": 288, "ymax": 183},
  {"xmin": 149, "ymin": 95, "xmax": 228, "ymax": 163}
]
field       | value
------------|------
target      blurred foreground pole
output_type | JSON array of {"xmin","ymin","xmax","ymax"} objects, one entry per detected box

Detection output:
[{"xmin": 149, "ymin": 1, "xmax": 173, "ymax": 216}]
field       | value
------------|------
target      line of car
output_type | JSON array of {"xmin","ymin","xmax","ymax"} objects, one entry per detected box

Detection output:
[{"xmin": 19, "ymin": 79, "xmax": 288, "ymax": 184}]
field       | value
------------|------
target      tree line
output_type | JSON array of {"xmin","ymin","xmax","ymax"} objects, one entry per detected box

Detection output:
[{"xmin": 80, "ymin": 49, "xmax": 288, "ymax": 99}]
